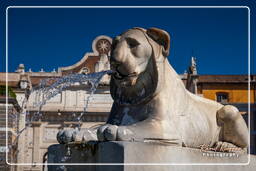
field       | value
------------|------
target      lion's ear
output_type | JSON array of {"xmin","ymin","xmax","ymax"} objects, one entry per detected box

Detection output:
[{"xmin": 146, "ymin": 28, "xmax": 170, "ymax": 57}]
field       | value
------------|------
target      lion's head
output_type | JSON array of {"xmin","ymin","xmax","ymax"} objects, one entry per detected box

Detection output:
[{"xmin": 110, "ymin": 27, "xmax": 170, "ymax": 105}]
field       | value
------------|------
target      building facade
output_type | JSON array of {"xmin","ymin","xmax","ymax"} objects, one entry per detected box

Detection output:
[
  {"xmin": 0, "ymin": 35, "xmax": 113, "ymax": 171},
  {"xmin": 0, "ymin": 96, "xmax": 20, "ymax": 171}
]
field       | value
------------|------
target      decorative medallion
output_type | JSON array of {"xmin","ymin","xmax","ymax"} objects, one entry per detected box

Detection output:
[{"xmin": 96, "ymin": 39, "xmax": 111, "ymax": 54}]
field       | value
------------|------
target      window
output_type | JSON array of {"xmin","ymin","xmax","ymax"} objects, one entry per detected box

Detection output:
[
  {"xmin": 79, "ymin": 67, "xmax": 90, "ymax": 74},
  {"xmin": 216, "ymin": 92, "xmax": 229, "ymax": 103}
]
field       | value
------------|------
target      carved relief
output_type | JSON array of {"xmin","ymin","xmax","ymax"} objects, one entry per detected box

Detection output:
[{"xmin": 95, "ymin": 39, "xmax": 111, "ymax": 55}]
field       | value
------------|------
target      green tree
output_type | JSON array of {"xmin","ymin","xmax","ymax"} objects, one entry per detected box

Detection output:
[{"xmin": 0, "ymin": 85, "xmax": 16, "ymax": 98}]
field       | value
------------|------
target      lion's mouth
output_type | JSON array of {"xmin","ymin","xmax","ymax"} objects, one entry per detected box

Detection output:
[{"xmin": 113, "ymin": 70, "xmax": 138, "ymax": 80}]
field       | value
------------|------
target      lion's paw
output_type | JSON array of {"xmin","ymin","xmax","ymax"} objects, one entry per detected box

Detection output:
[
  {"xmin": 57, "ymin": 129, "xmax": 76, "ymax": 144},
  {"xmin": 97, "ymin": 124, "xmax": 134, "ymax": 141}
]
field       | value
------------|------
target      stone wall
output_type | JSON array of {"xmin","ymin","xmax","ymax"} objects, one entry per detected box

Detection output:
[{"xmin": 0, "ymin": 97, "xmax": 20, "ymax": 171}]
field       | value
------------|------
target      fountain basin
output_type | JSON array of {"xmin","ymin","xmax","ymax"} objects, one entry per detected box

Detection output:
[{"xmin": 47, "ymin": 141, "xmax": 253, "ymax": 171}]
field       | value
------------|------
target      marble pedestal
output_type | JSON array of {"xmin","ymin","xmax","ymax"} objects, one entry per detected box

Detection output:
[{"xmin": 47, "ymin": 141, "xmax": 254, "ymax": 171}]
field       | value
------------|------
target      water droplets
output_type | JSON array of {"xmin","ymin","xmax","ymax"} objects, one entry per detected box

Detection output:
[
  {"xmin": 10, "ymin": 70, "xmax": 113, "ymax": 157},
  {"xmin": 32, "ymin": 70, "xmax": 112, "ymax": 114}
]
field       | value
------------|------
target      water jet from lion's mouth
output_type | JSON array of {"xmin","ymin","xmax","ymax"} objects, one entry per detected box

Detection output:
[
  {"xmin": 106, "ymin": 70, "xmax": 115, "ymax": 75},
  {"xmin": 13, "ymin": 69, "xmax": 115, "ymax": 148}
]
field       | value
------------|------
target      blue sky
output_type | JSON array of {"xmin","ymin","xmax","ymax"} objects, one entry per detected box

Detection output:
[{"xmin": 1, "ymin": 0, "xmax": 255, "ymax": 75}]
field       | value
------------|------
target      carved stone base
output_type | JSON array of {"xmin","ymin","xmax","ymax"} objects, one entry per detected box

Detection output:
[{"xmin": 47, "ymin": 141, "xmax": 254, "ymax": 171}]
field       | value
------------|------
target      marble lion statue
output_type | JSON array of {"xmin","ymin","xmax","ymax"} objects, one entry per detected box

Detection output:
[{"xmin": 57, "ymin": 27, "xmax": 248, "ymax": 151}]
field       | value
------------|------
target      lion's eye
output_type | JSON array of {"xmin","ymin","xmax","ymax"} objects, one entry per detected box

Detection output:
[{"xmin": 126, "ymin": 37, "xmax": 140, "ymax": 48}]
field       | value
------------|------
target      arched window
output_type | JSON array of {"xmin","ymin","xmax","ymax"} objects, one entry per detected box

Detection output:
[
  {"xmin": 216, "ymin": 92, "xmax": 229, "ymax": 103},
  {"xmin": 79, "ymin": 67, "xmax": 90, "ymax": 74}
]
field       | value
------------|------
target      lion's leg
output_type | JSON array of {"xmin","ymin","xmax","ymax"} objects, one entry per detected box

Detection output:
[
  {"xmin": 97, "ymin": 119, "xmax": 182, "ymax": 145},
  {"xmin": 97, "ymin": 123, "xmax": 148, "ymax": 142},
  {"xmin": 216, "ymin": 105, "xmax": 248, "ymax": 149},
  {"xmin": 97, "ymin": 124, "xmax": 153, "ymax": 142},
  {"xmin": 57, "ymin": 127, "xmax": 98, "ymax": 144}
]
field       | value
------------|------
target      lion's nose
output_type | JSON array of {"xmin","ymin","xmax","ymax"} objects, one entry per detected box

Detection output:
[
  {"xmin": 110, "ymin": 52, "xmax": 122, "ymax": 63},
  {"xmin": 110, "ymin": 41, "xmax": 125, "ymax": 63}
]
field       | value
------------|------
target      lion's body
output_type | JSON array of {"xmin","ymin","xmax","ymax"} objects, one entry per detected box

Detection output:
[
  {"xmin": 104, "ymin": 27, "xmax": 248, "ymax": 149},
  {"xmin": 57, "ymin": 27, "xmax": 248, "ymax": 151},
  {"xmin": 107, "ymin": 59, "xmax": 224, "ymax": 147}
]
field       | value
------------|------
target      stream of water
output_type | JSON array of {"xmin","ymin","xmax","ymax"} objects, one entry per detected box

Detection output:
[{"xmin": 9, "ymin": 70, "xmax": 113, "ymax": 158}]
